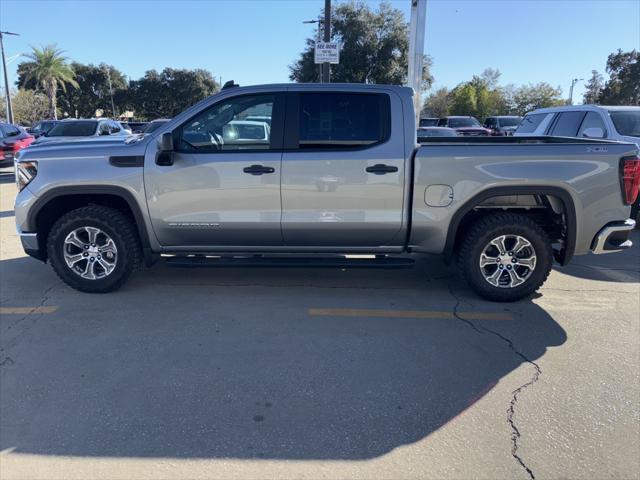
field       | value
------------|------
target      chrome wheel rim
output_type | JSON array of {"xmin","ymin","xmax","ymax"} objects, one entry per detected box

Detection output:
[
  {"xmin": 63, "ymin": 227, "xmax": 118, "ymax": 280},
  {"xmin": 479, "ymin": 235, "xmax": 537, "ymax": 288}
]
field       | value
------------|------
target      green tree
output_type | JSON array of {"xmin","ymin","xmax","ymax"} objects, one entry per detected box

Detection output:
[
  {"xmin": 598, "ymin": 49, "xmax": 639, "ymax": 105},
  {"xmin": 128, "ymin": 68, "xmax": 219, "ymax": 119},
  {"xmin": 290, "ymin": 1, "xmax": 433, "ymax": 89},
  {"xmin": 18, "ymin": 45, "xmax": 78, "ymax": 119},
  {"xmin": 57, "ymin": 63, "xmax": 128, "ymax": 118},
  {"xmin": 582, "ymin": 70, "xmax": 604, "ymax": 104},
  {"xmin": 449, "ymin": 83, "xmax": 477, "ymax": 116},
  {"xmin": 421, "ymin": 87, "xmax": 450, "ymax": 117},
  {"xmin": 11, "ymin": 89, "xmax": 50, "ymax": 125},
  {"xmin": 511, "ymin": 83, "xmax": 563, "ymax": 115}
]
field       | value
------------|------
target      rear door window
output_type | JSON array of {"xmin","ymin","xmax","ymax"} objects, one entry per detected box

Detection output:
[
  {"xmin": 296, "ymin": 92, "xmax": 389, "ymax": 149},
  {"xmin": 549, "ymin": 111, "xmax": 586, "ymax": 137},
  {"xmin": 577, "ymin": 112, "xmax": 607, "ymax": 137},
  {"xmin": 516, "ymin": 113, "xmax": 549, "ymax": 134}
]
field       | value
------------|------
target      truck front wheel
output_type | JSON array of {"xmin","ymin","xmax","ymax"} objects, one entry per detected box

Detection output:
[
  {"xmin": 458, "ymin": 213, "xmax": 553, "ymax": 302},
  {"xmin": 47, "ymin": 206, "xmax": 141, "ymax": 293}
]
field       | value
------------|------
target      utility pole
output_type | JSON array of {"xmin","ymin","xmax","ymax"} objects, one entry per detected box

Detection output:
[
  {"xmin": 407, "ymin": 0, "xmax": 426, "ymax": 125},
  {"xmin": 104, "ymin": 65, "xmax": 116, "ymax": 117},
  {"xmin": 568, "ymin": 77, "xmax": 583, "ymax": 105},
  {"xmin": 322, "ymin": 0, "xmax": 331, "ymax": 83},
  {"xmin": 0, "ymin": 31, "xmax": 19, "ymax": 124}
]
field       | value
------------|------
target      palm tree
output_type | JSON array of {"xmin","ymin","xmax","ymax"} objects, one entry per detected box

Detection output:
[{"xmin": 20, "ymin": 45, "xmax": 78, "ymax": 119}]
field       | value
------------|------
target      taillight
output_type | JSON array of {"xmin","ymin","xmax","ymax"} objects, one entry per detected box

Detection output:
[{"xmin": 621, "ymin": 156, "xmax": 640, "ymax": 205}]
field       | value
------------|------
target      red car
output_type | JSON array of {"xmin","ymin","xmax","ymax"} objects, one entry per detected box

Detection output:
[
  {"xmin": 437, "ymin": 116, "xmax": 491, "ymax": 136},
  {"xmin": 0, "ymin": 123, "xmax": 35, "ymax": 168}
]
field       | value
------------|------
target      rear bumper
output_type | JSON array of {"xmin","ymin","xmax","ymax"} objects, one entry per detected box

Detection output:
[{"xmin": 591, "ymin": 219, "xmax": 635, "ymax": 254}]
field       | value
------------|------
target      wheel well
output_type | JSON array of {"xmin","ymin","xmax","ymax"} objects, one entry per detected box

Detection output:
[
  {"xmin": 34, "ymin": 194, "xmax": 139, "ymax": 261},
  {"xmin": 450, "ymin": 193, "xmax": 573, "ymax": 265}
]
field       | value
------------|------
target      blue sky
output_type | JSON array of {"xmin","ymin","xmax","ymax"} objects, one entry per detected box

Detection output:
[{"xmin": 1, "ymin": 0, "xmax": 639, "ymax": 103}]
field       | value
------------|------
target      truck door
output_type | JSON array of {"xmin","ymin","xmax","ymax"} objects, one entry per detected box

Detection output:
[
  {"xmin": 144, "ymin": 93, "xmax": 285, "ymax": 247},
  {"xmin": 280, "ymin": 90, "xmax": 406, "ymax": 247}
]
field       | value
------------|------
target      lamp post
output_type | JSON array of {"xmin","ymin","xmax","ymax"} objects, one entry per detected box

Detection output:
[
  {"xmin": 303, "ymin": 19, "xmax": 324, "ymax": 82},
  {"xmin": 568, "ymin": 78, "xmax": 583, "ymax": 105},
  {"xmin": 0, "ymin": 30, "xmax": 19, "ymax": 124}
]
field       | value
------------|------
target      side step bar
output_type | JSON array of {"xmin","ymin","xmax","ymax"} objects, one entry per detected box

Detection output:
[{"xmin": 164, "ymin": 255, "xmax": 415, "ymax": 269}]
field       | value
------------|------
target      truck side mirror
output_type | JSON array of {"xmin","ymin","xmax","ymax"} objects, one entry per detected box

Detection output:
[
  {"xmin": 582, "ymin": 127, "xmax": 605, "ymax": 139},
  {"xmin": 158, "ymin": 132, "xmax": 174, "ymax": 152},
  {"xmin": 156, "ymin": 132, "xmax": 175, "ymax": 166}
]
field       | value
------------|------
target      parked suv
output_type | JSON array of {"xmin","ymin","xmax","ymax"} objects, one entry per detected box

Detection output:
[
  {"xmin": 33, "ymin": 118, "xmax": 130, "ymax": 145},
  {"xmin": 437, "ymin": 116, "xmax": 491, "ymax": 136},
  {"xmin": 514, "ymin": 105, "xmax": 640, "ymax": 146},
  {"xmin": 484, "ymin": 116, "xmax": 522, "ymax": 136}
]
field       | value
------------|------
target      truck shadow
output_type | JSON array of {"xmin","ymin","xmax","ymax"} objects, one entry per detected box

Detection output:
[{"xmin": 0, "ymin": 255, "xmax": 567, "ymax": 460}]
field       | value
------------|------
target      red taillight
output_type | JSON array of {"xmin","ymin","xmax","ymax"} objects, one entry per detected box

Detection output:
[
  {"xmin": 11, "ymin": 142, "xmax": 22, "ymax": 151},
  {"xmin": 621, "ymin": 157, "xmax": 640, "ymax": 205}
]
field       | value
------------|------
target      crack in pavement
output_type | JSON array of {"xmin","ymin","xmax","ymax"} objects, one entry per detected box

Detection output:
[
  {"xmin": 1, "ymin": 283, "xmax": 57, "ymax": 367},
  {"xmin": 447, "ymin": 283, "xmax": 539, "ymax": 480}
]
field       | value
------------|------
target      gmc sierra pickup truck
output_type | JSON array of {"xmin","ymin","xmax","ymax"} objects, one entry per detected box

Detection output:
[{"xmin": 14, "ymin": 84, "xmax": 640, "ymax": 301}]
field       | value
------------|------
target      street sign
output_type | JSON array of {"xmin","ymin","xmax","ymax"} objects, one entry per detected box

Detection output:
[{"xmin": 314, "ymin": 42, "xmax": 340, "ymax": 64}]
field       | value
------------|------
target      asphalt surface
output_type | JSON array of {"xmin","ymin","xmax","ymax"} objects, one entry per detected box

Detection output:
[{"xmin": 1, "ymin": 168, "xmax": 639, "ymax": 480}]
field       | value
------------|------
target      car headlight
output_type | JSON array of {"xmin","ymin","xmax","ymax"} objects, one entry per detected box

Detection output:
[{"xmin": 15, "ymin": 160, "xmax": 38, "ymax": 191}]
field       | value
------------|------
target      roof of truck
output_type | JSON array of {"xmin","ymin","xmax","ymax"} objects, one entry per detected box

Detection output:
[{"xmin": 529, "ymin": 105, "xmax": 640, "ymax": 115}]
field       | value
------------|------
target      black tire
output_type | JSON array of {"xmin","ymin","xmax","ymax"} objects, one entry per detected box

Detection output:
[
  {"xmin": 47, "ymin": 206, "xmax": 141, "ymax": 293},
  {"xmin": 457, "ymin": 213, "xmax": 553, "ymax": 302}
]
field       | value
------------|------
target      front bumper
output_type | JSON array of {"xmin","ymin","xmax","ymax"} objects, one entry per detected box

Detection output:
[
  {"xmin": 591, "ymin": 219, "xmax": 635, "ymax": 254},
  {"xmin": 19, "ymin": 231, "xmax": 45, "ymax": 261}
]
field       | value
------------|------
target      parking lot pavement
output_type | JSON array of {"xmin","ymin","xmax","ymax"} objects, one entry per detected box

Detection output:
[{"xmin": 1, "ymin": 169, "xmax": 639, "ymax": 480}]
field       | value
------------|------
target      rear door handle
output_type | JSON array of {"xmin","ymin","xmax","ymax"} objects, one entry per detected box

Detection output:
[
  {"xmin": 243, "ymin": 164, "xmax": 275, "ymax": 175},
  {"xmin": 365, "ymin": 164, "xmax": 398, "ymax": 175}
]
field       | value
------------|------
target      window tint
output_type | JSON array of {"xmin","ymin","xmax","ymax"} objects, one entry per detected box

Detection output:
[
  {"xmin": 179, "ymin": 94, "xmax": 275, "ymax": 152},
  {"xmin": 577, "ymin": 112, "xmax": 606, "ymax": 137},
  {"xmin": 47, "ymin": 121, "xmax": 98, "ymax": 137},
  {"xmin": 550, "ymin": 111, "xmax": 585, "ymax": 137},
  {"xmin": 516, "ymin": 113, "xmax": 547, "ymax": 134},
  {"xmin": 109, "ymin": 121, "xmax": 121, "ymax": 134},
  {"xmin": 484, "ymin": 118, "xmax": 497, "ymax": 128},
  {"xmin": 298, "ymin": 93, "xmax": 389, "ymax": 149},
  {"xmin": 609, "ymin": 110, "xmax": 640, "ymax": 138}
]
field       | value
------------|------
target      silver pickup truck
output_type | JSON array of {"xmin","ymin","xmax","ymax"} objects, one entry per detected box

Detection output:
[{"xmin": 13, "ymin": 84, "xmax": 640, "ymax": 301}]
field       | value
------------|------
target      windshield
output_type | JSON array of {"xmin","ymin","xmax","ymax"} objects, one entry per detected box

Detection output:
[
  {"xmin": 47, "ymin": 121, "xmax": 97, "ymax": 137},
  {"xmin": 418, "ymin": 128, "xmax": 457, "ymax": 137},
  {"xmin": 143, "ymin": 121, "xmax": 168, "ymax": 134},
  {"xmin": 498, "ymin": 117, "xmax": 521, "ymax": 127},
  {"xmin": 609, "ymin": 110, "xmax": 640, "ymax": 137},
  {"xmin": 449, "ymin": 117, "xmax": 480, "ymax": 128}
]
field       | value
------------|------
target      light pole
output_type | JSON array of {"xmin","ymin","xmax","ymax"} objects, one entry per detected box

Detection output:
[
  {"xmin": 407, "ymin": 0, "xmax": 427, "ymax": 124},
  {"xmin": 322, "ymin": 0, "xmax": 331, "ymax": 83},
  {"xmin": 303, "ymin": 19, "xmax": 324, "ymax": 82},
  {"xmin": 104, "ymin": 65, "xmax": 116, "ymax": 118},
  {"xmin": 568, "ymin": 77, "xmax": 583, "ymax": 106},
  {"xmin": 0, "ymin": 30, "xmax": 19, "ymax": 124}
]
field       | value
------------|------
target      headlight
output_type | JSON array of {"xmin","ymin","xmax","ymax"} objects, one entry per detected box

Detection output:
[{"xmin": 15, "ymin": 161, "xmax": 38, "ymax": 191}]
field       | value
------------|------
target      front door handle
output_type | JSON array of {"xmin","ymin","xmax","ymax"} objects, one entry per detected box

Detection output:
[
  {"xmin": 365, "ymin": 164, "xmax": 399, "ymax": 175},
  {"xmin": 243, "ymin": 164, "xmax": 275, "ymax": 175}
]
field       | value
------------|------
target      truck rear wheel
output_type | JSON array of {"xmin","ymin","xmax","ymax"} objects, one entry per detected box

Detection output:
[
  {"xmin": 458, "ymin": 213, "xmax": 553, "ymax": 302},
  {"xmin": 47, "ymin": 206, "xmax": 141, "ymax": 293}
]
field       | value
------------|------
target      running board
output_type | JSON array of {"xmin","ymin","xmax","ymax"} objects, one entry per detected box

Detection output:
[{"xmin": 164, "ymin": 255, "xmax": 415, "ymax": 269}]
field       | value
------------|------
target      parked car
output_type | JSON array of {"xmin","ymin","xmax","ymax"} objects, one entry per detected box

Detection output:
[
  {"xmin": 438, "ymin": 116, "xmax": 491, "ymax": 136},
  {"xmin": 123, "ymin": 121, "xmax": 148, "ymax": 134},
  {"xmin": 514, "ymin": 105, "xmax": 640, "ymax": 146},
  {"xmin": 514, "ymin": 105, "xmax": 640, "ymax": 219},
  {"xmin": 417, "ymin": 126, "xmax": 458, "ymax": 141},
  {"xmin": 483, "ymin": 116, "xmax": 522, "ymax": 136},
  {"xmin": 119, "ymin": 122, "xmax": 133, "ymax": 134},
  {"xmin": 13, "ymin": 84, "xmax": 639, "ymax": 301},
  {"xmin": 33, "ymin": 118, "xmax": 131, "ymax": 145},
  {"xmin": 244, "ymin": 115, "xmax": 272, "ymax": 127},
  {"xmin": 419, "ymin": 117, "xmax": 439, "ymax": 127},
  {"xmin": 0, "ymin": 123, "xmax": 35, "ymax": 168},
  {"xmin": 142, "ymin": 119, "xmax": 171, "ymax": 134},
  {"xmin": 28, "ymin": 120, "xmax": 59, "ymax": 138}
]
